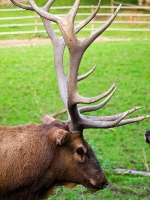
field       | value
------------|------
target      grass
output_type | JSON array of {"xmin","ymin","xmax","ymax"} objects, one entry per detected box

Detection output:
[{"xmin": 0, "ymin": 39, "xmax": 150, "ymax": 199}]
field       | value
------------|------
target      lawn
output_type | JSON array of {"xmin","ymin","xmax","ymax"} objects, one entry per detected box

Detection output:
[{"xmin": 0, "ymin": 39, "xmax": 150, "ymax": 199}]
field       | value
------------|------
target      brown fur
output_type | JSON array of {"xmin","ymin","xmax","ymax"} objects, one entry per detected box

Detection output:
[{"xmin": 0, "ymin": 120, "xmax": 107, "ymax": 200}]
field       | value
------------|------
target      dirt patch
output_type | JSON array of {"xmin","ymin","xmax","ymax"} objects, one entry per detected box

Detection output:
[
  {"xmin": 0, "ymin": 38, "xmax": 51, "ymax": 47},
  {"xmin": 0, "ymin": 37, "xmax": 131, "ymax": 48},
  {"xmin": 0, "ymin": 0, "xmax": 26, "ymax": 5}
]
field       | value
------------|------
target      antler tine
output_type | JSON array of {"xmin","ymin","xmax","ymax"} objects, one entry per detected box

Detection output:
[
  {"xmin": 79, "ymin": 87, "xmax": 116, "ymax": 113},
  {"xmin": 82, "ymin": 4, "xmax": 121, "ymax": 51},
  {"xmin": 43, "ymin": 0, "xmax": 55, "ymax": 11},
  {"xmin": 75, "ymin": 0, "xmax": 101, "ymax": 33},
  {"xmin": 79, "ymin": 114, "xmax": 150, "ymax": 129},
  {"xmin": 10, "ymin": 0, "xmax": 33, "ymax": 10},
  {"xmin": 81, "ymin": 106, "xmax": 141, "ymax": 121},
  {"xmin": 29, "ymin": 0, "xmax": 60, "ymax": 23},
  {"xmin": 77, "ymin": 62, "xmax": 97, "ymax": 82},
  {"xmin": 70, "ymin": 111, "xmax": 129, "ymax": 130},
  {"xmin": 116, "ymin": 115, "xmax": 150, "ymax": 127},
  {"xmin": 66, "ymin": 106, "xmax": 150, "ymax": 128},
  {"xmin": 67, "ymin": 0, "xmax": 80, "ymax": 21},
  {"xmin": 78, "ymin": 111, "xmax": 150, "ymax": 130},
  {"xmin": 75, "ymin": 78, "xmax": 117, "ymax": 104}
]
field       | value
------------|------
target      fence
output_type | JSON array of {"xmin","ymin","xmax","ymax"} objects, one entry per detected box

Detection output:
[{"xmin": 0, "ymin": 5, "xmax": 150, "ymax": 36}]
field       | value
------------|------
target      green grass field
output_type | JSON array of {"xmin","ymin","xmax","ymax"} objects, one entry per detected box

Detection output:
[{"xmin": 0, "ymin": 39, "xmax": 150, "ymax": 199}]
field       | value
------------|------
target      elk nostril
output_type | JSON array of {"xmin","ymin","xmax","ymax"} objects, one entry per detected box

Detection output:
[{"xmin": 102, "ymin": 180, "xmax": 108, "ymax": 189}]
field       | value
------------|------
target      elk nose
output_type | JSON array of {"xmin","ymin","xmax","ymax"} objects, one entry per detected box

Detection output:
[
  {"xmin": 101, "ymin": 179, "xmax": 108, "ymax": 189},
  {"xmin": 89, "ymin": 177, "xmax": 108, "ymax": 190}
]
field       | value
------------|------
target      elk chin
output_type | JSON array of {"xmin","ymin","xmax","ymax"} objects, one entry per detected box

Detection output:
[{"xmin": 84, "ymin": 179, "xmax": 108, "ymax": 191}]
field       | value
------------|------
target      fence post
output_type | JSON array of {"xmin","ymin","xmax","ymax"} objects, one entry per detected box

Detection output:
[
  {"xmin": 34, "ymin": 12, "xmax": 38, "ymax": 34},
  {"xmin": 111, "ymin": 0, "xmax": 114, "ymax": 12},
  {"xmin": 91, "ymin": 5, "xmax": 94, "ymax": 34}
]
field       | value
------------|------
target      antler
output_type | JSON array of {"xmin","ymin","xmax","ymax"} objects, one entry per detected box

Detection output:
[{"xmin": 10, "ymin": 0, "xmax": 150, "ymax": 132}]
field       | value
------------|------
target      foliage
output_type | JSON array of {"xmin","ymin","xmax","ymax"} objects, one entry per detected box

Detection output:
[
  {"xmin": 0, "ymin": 40, "xmax": 150, "ymax": 199},
  {"xmin": 120, "ymin": 0, "xmax": 137, "ymax": 4}
]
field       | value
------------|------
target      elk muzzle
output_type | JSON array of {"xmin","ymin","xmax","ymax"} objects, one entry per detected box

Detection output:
[{"xmin": 85, "ymin": 175, "xmax": 108, "ymax": 191}]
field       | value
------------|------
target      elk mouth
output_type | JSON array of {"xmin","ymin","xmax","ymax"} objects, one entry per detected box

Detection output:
[{"xmin": 84, "ymin": 179, "xmax": 108, "ymax": 191}]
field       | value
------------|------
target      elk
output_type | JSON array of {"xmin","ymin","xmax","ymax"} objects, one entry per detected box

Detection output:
[{"xmin": 0, "ymin": 0, "xmax": 149, "ymax": 199}]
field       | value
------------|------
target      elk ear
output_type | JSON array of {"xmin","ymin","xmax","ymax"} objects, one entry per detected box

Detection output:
[
  {"xmin": 53, "ymin": 129, "xmax": 69, "ymax": 145},
  {"xmin": 43, "ymin": 115, "xmax": 55, "ymax": 124}
]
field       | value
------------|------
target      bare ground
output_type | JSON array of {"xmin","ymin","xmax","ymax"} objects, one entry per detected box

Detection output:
[{"xmin": 0, "ymin": 37, "xmax": 131, "ymax": 47}]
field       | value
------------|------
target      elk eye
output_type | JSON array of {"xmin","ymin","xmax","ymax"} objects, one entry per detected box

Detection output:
[{"xmin": 76, "ymin": 147, "xmax": 84, "ymax": 156}]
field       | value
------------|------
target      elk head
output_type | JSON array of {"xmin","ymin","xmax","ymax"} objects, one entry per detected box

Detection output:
[
  {"xmin": 10, "ymin": 0, "xmax": 150, "ymax": 193},
  {"xmin": 47, "ymin": 120, "xmax": 108, "ymax": 192}
]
